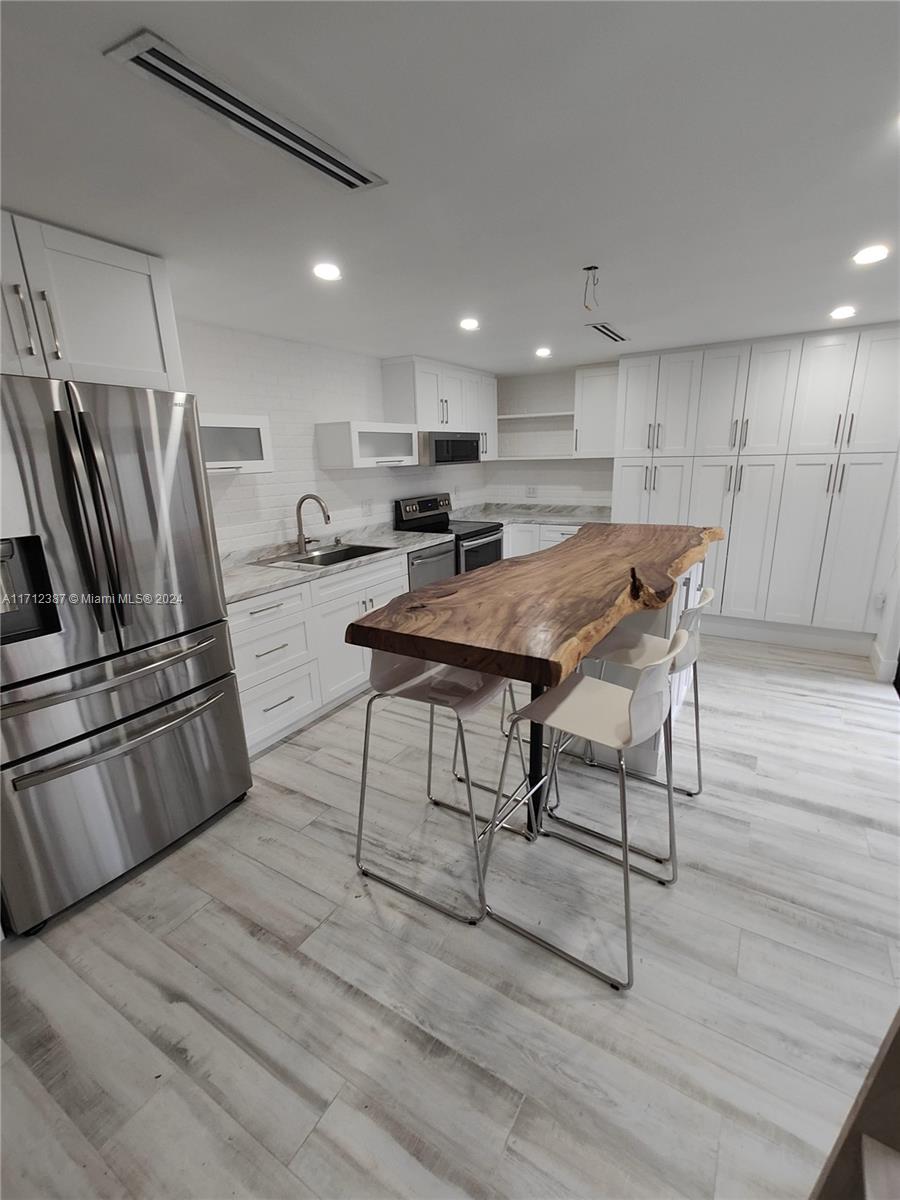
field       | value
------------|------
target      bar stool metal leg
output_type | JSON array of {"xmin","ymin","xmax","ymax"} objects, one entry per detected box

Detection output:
[
  {"xmin": 356, "ymin": 693, "xmax": 487, "ymax": 925},
  {"xmin": 688, "ymin": 660, "xmax": 702, "ymax": 797}
]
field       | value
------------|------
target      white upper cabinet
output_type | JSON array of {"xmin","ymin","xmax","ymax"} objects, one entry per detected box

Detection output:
[
  {"xmin": 574, "ymin": 365, "xmax": 617, "ymax": 457},
  {"xmin": 1, "ymin": 213, "xmax": 46, "ymax": 376},
  {"xmin": 412, "ymin": 360, "xmax": 442, "ymax": 428},
  {"xmin": 441, "ymin": 365, "xmax": 467, "ymax": 430},
  {"xmin": 765, "ymin": 454, "xmax": 837, "ymax": 625},
  {"xmin": 694, "ymin": 343, "xmax": 750, "ymax": 456},
  {"xmin": 615, "ymin": 355, "xmax": 660, "ymax": 455},
  {"xmin": 647, "ymin": 457, "xmax": 694, "ymax": 523},
  {"xmin": 687, "ymin": 456, "xmax": 737, "ymax": 611},
  {"xmin": 740, "ymin": 337, "xmax": 801, "ymax": 454},
  {"xmin": 611, "ymin": 457, "xmax": 652, "ymax": 522},
  {"xmin": 478, "ymin": 374, "xmax": 499, "ymax": 460},
  {"xmin": 654, "ymin": 350, "xmax": 702, "ymax": 456},
  {"xmin": 12, "ymin": 215, "xmax": 184, "ymax": 389},
  {"xmin": 788, "ymin": 331, "xmax": 859, "ymax": 454},
  {"xmin": 383, "ymin": 356, "xmax": 493, "ymax": 436},
  {"xmin": 720, "ymin": 455, "xmax": 786, "ymax": 620},
  {"xmin": 845, "ymin": 326, "xmax": 899, "ymax": 453},
  {"xmin": 814, "ymin": 452, "xmax": 897, "ymax": 632}
]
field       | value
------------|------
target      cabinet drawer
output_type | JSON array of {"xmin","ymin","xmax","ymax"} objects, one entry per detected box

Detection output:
[
  {"xmin": 228, "ymin": 584, "xmax": 311, "ymax": 636},
  {"xmin": 232, "ymin": 610, "xmax": 315, "ymax": 692},
  {"xmin": 240, "ymin": 661, "xmax": 322, "ymax": 752},
  {"xmin": 310, "ymin": 556, "xmax": 407, "ymax": 606},
  {"xmin": 539, "ymin": 524, "xmax": 580, "ymax": 546}
]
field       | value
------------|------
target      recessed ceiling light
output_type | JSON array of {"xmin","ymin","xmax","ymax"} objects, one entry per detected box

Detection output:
[
  {"xmin": 830, "ymin": 305, "xmax": 856, "ymax": 320},
  {"xmin": 853, "ymin": 244, "xmax": 889, "ymax": 265},
  {"xmin": 535, "ymin": 347, "xmax": 552, "ymax": 358},
  {"xmin": 459, "ymin": 317, "xmax": 480, "ymax": 331},
  {"xmin": 313, "ymin": 262, "xmax": 342, "ymax": 281}
]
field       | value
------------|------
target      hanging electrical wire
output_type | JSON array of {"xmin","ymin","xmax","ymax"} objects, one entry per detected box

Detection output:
[{"xmin": 582, "ymin": 265, "xmax": 600, "ymax": 311}]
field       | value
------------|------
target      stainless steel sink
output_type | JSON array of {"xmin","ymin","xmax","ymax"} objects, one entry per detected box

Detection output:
[{"xmin": 262, "ymin": 544, "xmax": 385, "ymax": 569}]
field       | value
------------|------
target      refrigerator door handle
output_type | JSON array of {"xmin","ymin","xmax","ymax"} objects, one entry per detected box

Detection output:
[
  {"xmin": 12, "ymin": 690, "xmax": 224, "ymax": 791},
  {"xmin": 76, "ymin": 408, "xmax": 131, "ymax": 626},
  {"xmin": 54, "ymin": 410, "xmax": 111, "ymax": 632},
  {"xmin": 0, "ymin": 635, "xmax": 217, "ymax": 718}
]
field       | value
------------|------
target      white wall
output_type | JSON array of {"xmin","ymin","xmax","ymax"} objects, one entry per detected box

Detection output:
[{"xmin": 485, "ymin": 459, "xmax": 612, "ymax": 506}]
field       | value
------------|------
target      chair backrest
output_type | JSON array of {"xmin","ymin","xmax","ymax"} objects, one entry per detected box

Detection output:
[
  {"xmin": 626, "ymin": 628, "xmax": 689, "ymax": 746},
  {"xmin": 672, "ymin": 586, "xmax": 715, "ymax": 673}
]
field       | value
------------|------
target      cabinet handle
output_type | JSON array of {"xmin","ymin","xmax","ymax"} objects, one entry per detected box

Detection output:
[
  {"xmin": 833, "ymin": 414, "xmax": 842, "ymax": 446},
  {"xmin": 655, "ymin": 422, "xmax": 662, "ymax": 449},
  {"xmin": 740, "ymin": 417, "xmax": 749, "ymax": 449},
  {"xmin": 39, "ymin": 290, "xmax": 63, "ymax": 359},
  {"xmin": 825, "ymin": 464, "xmax": 833, "ymax": 494},
  {"xmin": 729, "ymin": 418, "xmax": 738, "ymax": 449},
  {"xmin": 12, "ymin": 285, "xmax": 36, "ymax": 356},
  {"xmin": 647, "ymin": 422, "xmax": 653, "ymax": 450},
  {"xmin": 652, "ymin": 465, "xmax": 658, "ymax": 490},
  {"xmin": 838, "ymin": 463, "xmax": 846, "ymax": 493},
  {"xmin": 208, "ymin": 466, "xmax": 243, "ymax": 472},
  {"xmin": 262, "ymin": 695, "xmax": 295, "ymax": 713},
  {"xmin": 375, "ymin": 459, "xmax": 405, "ymax": 465},
  {"xmin": 248, "ymin": 601, "xmax": 284, "ymax": 616},
  {"xmin": 846, "ymin": 413, "xmax": 854, "ymax": 445},
  {"xmin": 643, "ymin": 465, "xmax": 649, "ymax": 491},
  {"xmin": 737, "ymin": 464, "xmax": 744, "ymax": 492},
  {"xmin": 574, "ymin": 429, "xmax": 579, "ymax": 453},
  {"xmin": 726, "ymin": 465, "xmax": 733, "ymax": 492},
  {"xmin": 255, "ymin": 642, "xmax": 289, "ymax": 658}
]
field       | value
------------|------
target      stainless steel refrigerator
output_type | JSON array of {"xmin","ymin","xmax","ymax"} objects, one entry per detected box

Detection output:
[{"xmin": 1, "ymin": 375, "xmax": 251, "ymax": 934}]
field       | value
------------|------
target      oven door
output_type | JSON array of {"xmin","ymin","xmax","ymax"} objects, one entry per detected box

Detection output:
[{"xmin": 458, "ymin": 531, "xmax": 503, "ymax": 573}]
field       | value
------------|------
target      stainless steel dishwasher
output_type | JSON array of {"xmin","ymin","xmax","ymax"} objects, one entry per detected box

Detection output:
[{"xmin": 407, "ymin": 541, "xmax": 457, "ymax": 588}]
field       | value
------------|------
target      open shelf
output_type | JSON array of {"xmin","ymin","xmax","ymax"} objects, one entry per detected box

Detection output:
[{"xmin": 497, "ymin": 410, "xmax": 575, "ymax": 420}]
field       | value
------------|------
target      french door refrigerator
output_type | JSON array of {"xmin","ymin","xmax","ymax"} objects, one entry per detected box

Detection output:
[{"xmin": 1, "ymin": 375, "xmax": 250, "ymax": 933}]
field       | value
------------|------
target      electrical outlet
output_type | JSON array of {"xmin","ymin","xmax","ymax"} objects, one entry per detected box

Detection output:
[
  {"xmin": 360, "ymin": 499, "xmax": 372, "ymax": 518},
  {"xmin": 526, "ymin": 486, "xmax": 537, "ymax": 498}
]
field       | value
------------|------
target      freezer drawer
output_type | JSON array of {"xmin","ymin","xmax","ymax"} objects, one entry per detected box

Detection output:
[
  {"xmin": 1, "ymin": 676, "xmax": 250, "ymax": 933},
  {"xmin": 1, "ymin": 621, "xmax": 235, "ymax": 765}
]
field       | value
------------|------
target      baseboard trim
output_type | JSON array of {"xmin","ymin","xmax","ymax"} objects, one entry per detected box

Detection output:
[
  {"xmin": 869, "ymin": 639, "xmax": 898, "ymax": 683},
  {"xmin": 704, "ymin": 614, "xmax": 875, "ymax": 658}
]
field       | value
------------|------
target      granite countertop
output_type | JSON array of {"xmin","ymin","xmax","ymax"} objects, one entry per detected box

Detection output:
[
  {"xmin": 221, "ymin": 525, "xmax": 454, "ymax": 606},
  {"xmin": 455, "ymin": 502, "xmax": 612, "ymax": 525}
]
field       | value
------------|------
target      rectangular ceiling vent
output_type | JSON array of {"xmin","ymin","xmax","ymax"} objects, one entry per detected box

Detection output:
[
  {"xmin": 586, "ymin": 322, "xmax": 629, "ymax": 343},
  {"xmin": 106, "ymin": 30, "xmax": 386, "ymax": 191}
]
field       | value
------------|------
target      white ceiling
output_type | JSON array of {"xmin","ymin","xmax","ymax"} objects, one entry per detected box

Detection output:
[{"xmin": 2, "ymin": 2, "xmax": 898, "ymax": 374}]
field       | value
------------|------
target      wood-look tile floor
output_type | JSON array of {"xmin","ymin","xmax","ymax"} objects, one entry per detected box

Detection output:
[{"xmin": 3, "ymin": 637, "xmax": 899, "ymax": 1199}]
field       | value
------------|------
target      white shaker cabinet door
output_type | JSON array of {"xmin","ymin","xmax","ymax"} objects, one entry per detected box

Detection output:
[
  {"xmin": 14, "ymin": 216, "xmax": 185, "ymax": 389},
  {"xmin": 1, "ymin": 213, "xmax": 46, "ymax": 376},
  {"xmin": 687, "ymin": 456, "xmax": 737, "ymax": 611},
  {"xmin": 788, "ymin": 331, "xmax": 859, "ymax": 453},
  {"xmin": 612, "ymin": 457, "xmax": 651, "ymax": 523},
  {"xmin": 574, "ymin": 365, "xmax": 617, "ymax": 457},
  {"xmin": 720, "ymin": 455, "xmax": 786, "ymax": 620},
  {"xmin": 315, "ymin": 592, "xmax": 370, "ymax": 706},
  {"xmin": 480, "ymin": 375, "xmax": 499, "ymax": 460},
  {"xmin": 654, "ymin": 350, "xmax": 702, "ymax": 456},
  {"xmin": 614, "ymin": 355, "xmax": 659, "ymax": 455},
  {"xmin": 845, "ymin": 326, "xmax": 899, "ymax": 453},
  {"xmin": 413, "ymin": 361, "xmax": 443, "ymax": 427},
  {"xmin": 814, "ymin": 452, "xmax": 897, "ymax": 632},
  {"xmin": 694, "ymin": 343, "xmax": 750, "ymax": 456},
  {"xmin": 647, "ymin": 457, "xmax": 693, "ymax": 523},
  {"xmin": 440, "ymin": 366, "xmax": 467, "ymax": 430},
  {"xmin": 765, "ymin": 454, "xmax": 837, "ymax": 625},
  {"xmin": 741, "ymin": 337, "xmax": 801, "ymax": 454},
  {"xmin": 503, "ymin": 523, "xmax": 540, "ymax": 558}
]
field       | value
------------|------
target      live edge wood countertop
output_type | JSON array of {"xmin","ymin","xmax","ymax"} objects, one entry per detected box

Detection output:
[{"xmin": 346, "ymin": 522, "xmax": 725, "ymax": 688}]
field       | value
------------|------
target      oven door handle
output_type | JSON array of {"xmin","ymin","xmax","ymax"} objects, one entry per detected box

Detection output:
[{"xmin": 461, "ymin": 532, "xmax": 503, "ymax": 552}]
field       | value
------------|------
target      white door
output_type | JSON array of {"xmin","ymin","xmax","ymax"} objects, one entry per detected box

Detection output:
[
  {"xmin": 814, "ymin": 452, "xmax": 897, "ymax": 632},
  {"xmin": 503, "ymin": 524, "xmax": 540, "ymax": 558},
  {"xmin": 687, "ymin": 456, "xmax": 737, "ymax": 611},
  {"xmin": 615, "ymin": 355, "xmax": 659, "ymax": 455},
  {"xmin": 1, "ymin": 213, "xmax": 45, "ymax": 376},
  {"xmin": 315, "ymin": 592, "xmax": 370, "ymax": 706},
  {"xmin": 612, "ymin": 457, "xmax": 651, "ymax": 523},
  {"xmin": 647, "ymin": 457, "xmax": 694, "ymax": 523},
  {"xmin": 462, "ymin": 372, "xmax": 480, "ymax": 436},
  {"xmin": 845, "ymin": 326, "xmax": 899, "ymax": 452},
  {"xmin": 574, "ymin": 365, "xmax": 618, "ymax": 457},
  {"xmin": 741, "ymin": 337, "xmax": 801, "ymax": 454},
  {"xmin": 788, "ymin": 331, "xmax": 859, "ymax": 453},
  {"xmin": 720, "ymin": 455, "xmax": 787, "ymax": 620},
  {"xmin": 480, "ymin": 375, "xmax": 498, "ymax": 460},
  {"xmin": 13, "ymin": 215, "xmax": 185, "ymax": 389},
  {"xmin": 440, "ymin": 366, "xmax": 467, "ymax": 430},
  {"xmin": 414, "ymin": 361, "xmax": 443, "ymax": 428},
  {"xmin": 765, "ymin": 454, "xmax": 837, "ymax": 625},
  {"xmin": 654, "ymin": 350, "xmax": 702, "ymax": 456},
  {"xmin": 694, "ymin": 343, "xmax": 750, "ymax": 456}
]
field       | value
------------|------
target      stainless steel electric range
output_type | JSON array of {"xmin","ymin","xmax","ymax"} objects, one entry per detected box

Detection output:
[{"xmin": 394, "ymin": 493, "xmax": 503, "ymax": 576}]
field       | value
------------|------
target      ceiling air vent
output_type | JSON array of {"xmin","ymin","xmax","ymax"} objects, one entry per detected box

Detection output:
[
  {"xmin": 105, "ymin": 30, "xmax": 386, "ymax": 191},
  {"xmin": 586, "ymin": 322, "xmax": 629, "ymax": 343}
]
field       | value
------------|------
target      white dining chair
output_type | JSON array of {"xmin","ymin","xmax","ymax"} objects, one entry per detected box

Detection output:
[{"xmin": 483, "ymin": 628, "xmax": 689, "ymax": 991}]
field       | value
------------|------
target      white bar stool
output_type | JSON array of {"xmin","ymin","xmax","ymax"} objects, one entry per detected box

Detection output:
[
  {"xmin": 483, "ymin": 629, "xmax": 689, "ymax": 991},
  {"xmin": 355, "ymin": 651, "xmax": 528, "ymax": 924}
]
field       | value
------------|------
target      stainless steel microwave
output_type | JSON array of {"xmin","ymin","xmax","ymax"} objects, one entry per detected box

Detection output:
[{"xmin": 418, "ymin": 430, "xmax": 481, "ymax": 466}]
